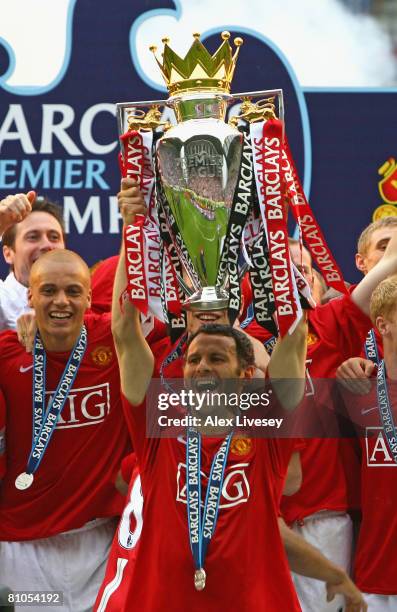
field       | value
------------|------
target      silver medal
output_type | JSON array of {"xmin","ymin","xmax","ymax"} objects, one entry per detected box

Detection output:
[
  {"xmin": 15, "ymin": 472, "xmax": 34, "ymax": 490},
  {"xmin": 194, "ymin": 568, "xmax": 206, "ymax": 591}
]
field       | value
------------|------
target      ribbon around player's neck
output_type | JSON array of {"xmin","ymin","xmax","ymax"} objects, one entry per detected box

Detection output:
[
  {"xmin": 15, "ymin": 326, "xmax": 88, "ymax": 491},
  {"xmin": 186, "ymin": 427, "xmax": 233, "ymax": 591},
  {"xmin": 376, "ymin": 359, "xmax": 397, "ymax": 465}
]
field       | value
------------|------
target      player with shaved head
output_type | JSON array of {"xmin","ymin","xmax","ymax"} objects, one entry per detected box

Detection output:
[{"xmin": 0, "ymin": 239, "xmax": 146, "ymax": 610}]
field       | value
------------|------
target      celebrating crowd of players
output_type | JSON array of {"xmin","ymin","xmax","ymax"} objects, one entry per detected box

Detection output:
[{"xmin": 0, "ymin": 182, "xmax": 397, "ymax": 611}]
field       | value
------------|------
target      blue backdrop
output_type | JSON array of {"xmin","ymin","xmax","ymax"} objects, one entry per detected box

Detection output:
[{"xmin": 0, "ymin": 0, "xmax": 395, "ymax": 283}]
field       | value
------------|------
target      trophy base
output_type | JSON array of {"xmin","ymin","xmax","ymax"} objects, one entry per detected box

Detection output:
[{"xmin": 183, "ymin": 287, "xmax": 229, "ymax": 311}]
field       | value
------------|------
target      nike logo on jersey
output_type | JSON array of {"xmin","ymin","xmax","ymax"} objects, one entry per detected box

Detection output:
[
  {"xmin": 361, "ymin": 406, "xmax": 377, "ymax": 415},
  {"xmin": 19, "ymin": 364, "xmax": 33, "ymax": 373}
]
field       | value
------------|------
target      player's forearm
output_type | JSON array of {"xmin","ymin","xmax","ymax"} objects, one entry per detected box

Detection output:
[
  {"xmin": 268, "ymin": 316, "xmax": 307, "ymax": 411},
  {"xmin": 279, "ymin": 518, "xmax": 345, "ymax": 582},
  {"xmin": 112, "ymin": 240, "xmax": 154, "ymax": 405},
  {"xmin": 352, "ymin": 230, "xmax": 397, "ymax": 315},
  {"xmin": 111, "ymin": 241, "xmax": 140, "ymax": 339},
  {"xmin": 269, "ymin": 316, "xmax": 307, "ymax": 379}
]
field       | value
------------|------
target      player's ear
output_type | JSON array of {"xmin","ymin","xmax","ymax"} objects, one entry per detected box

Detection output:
[
  {"xmin": 355, "ymin": 252, "xmax": 367, "ymax": 274},
  {"xmin": 243, "ymin": 365, "xmax": 256, "ymax": 379},
  {"xmin": 376, "ymin": 315, "xmax": 388, "ymax": 336},
  {"xmin": 27, "ymin": 287, "xmax": 33, "ymax": 308},
  {"xmin": 3, "ymin": 244, "xmax": 15, "ymax": 266}
]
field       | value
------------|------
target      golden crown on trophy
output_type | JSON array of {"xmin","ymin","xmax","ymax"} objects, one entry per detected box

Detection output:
[{"xmin": 149, "ymin": 31, "xmax": 243, "ymax": 95}]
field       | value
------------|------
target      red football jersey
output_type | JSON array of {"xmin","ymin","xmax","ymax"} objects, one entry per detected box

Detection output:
[
  {"xmin": 94, "ymin": 460, "xmax": 143, "ymax": 612},
  {"xmin": 90, "ymin": 256, "xmax": 120, "ymax": 314},
  {"xmin": 0, "ymin": 313, "xmax": 131, "ymax": 540},
  {"xmin": 0, "ymin": 389, "xmax": 5, "ymax": 480},
  {"xmin": 153, "ymin": 335, "xmax": 308, "ymax": 506},
  {"xmin": 90, "ymin": 255, "xmax": 166, "ymax": 345},
  {"xmin": 346, "ymin": 382, "xmax": 397, "ymax": 595},
  {"xmin": 120, "ymin": 452, "xmax": 137, "ymax": 485},
  {"xmin": 120, "ymin": 395, "xmax": 301, "ymax": 612},
  {"xmin": 268, "ymin": 294, "xmax": 372, "ymax": 523}
]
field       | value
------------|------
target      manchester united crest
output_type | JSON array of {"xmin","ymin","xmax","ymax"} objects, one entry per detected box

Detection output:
[
  {"xmin": 373, "ymin": 157, "xmax": 397, "ymax": 221},
  {"xmin": 91, "ymin": 346, "xmax": 113, "ymax": 367},
  {"xmin": 230, "ymin": 436, "xmax": 253, "ymax": 456},
  {"xmin": 307, "ymin": 332, "xmax": 318, "ymax": 346}
]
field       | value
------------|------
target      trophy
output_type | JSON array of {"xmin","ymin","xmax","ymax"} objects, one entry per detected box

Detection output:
[
  {"xmin": 117, "ymin": 32, "xmax": 345, "ymax": 338},
  {"xmin": 117, "ymin": 32, "xmax": 284, "ymax": 322},
  {"xmin": 152, "ymin": 32, "xmax": 244, "ymax": 311}
]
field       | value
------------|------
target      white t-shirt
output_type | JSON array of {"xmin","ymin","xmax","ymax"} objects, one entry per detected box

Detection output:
[{"xmin": 0, "ymin": 272, "xmax": 30, "ymax": 331}]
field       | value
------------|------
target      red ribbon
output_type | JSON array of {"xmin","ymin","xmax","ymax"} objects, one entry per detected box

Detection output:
[
  {"xmin": 283, "ymin": 138, "xmax": 348, "ymax": 295},
  {"xmin": 260, "ymin": 119, "xmax": 299, "ymax": 336},
  {"xmin": 119, "ymin": 130, "xmax": 149, "ymax": 315}
]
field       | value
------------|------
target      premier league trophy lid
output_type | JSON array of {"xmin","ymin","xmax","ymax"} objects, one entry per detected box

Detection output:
[
  {"xmin": 149, "ymin": 31, "xmax": 243, "ymax": 96},
  {"xmin": 151, "ymin": 32, "xmax": 245, "ymax": 312}
]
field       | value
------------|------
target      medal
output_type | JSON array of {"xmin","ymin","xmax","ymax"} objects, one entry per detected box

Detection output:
[
  {"xmin": 194, "ymin": 568, "xmax": 206, "ymax": 591},
  {"xmin": 15, "ymin": 472, "xmax": 34, "ymax": 490}
]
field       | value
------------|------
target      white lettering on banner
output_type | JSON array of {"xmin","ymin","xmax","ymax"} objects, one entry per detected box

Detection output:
[
  {"xmin": 252, "ymin": 122, "xmax": 297, "ymax": 333},
  {"xmin": 140, "ymin": 148, "xmax": 155, "ymax": 202},
  {"xmin": 365, "ymin": 427, "xmax": 397, "ymax": 466},
  {"xmin": 0, "ymin": 159, "xmax": 110, "ymax": 190},
  {"xmin": 125, "ymin": 133, "xmax": 143, "ymax": 182},
  {"xmin": 163, "ymin": 253, "xmax": 178, "ymax": 303},
  {"xmin": 0, "ymin": 105, "xmax": 36, "ymax": 153},
  {"xmin": 227, "ymin": 225, "xmax": 242, "ymax": 311},
  {"xmin": 125, "ymin": 225, "xmax": 145, "ymax": 300},
  {"xmin": 268, "ymin": 230, "xmax": 293, "ymax": 314},
  {"xmin": 300, "ymin": 214, "xmax": 341, "ymax": 282},
  {"xmin": 189, "ymin": 489, "xmax": 200, "ymax": 543},
  {"xmin": 254, "ymin": 136, "xmax": 283, "ymax": 217},
  {"xmin": 145, "ymin": 226, "xmax": 161, "ymax": 299},
  {"xmin": 34, "ymin": 354, "xmax": 44, "ymax": 404},
  {"xmin": 44, "ymin": 383, "xmax": 110, "ymax": 429},
  {"xmin": 176, "ymin": 462, "xmax": 250, "ymax": 508},
  {"xmin": 40, "ymin": 105, "xmax": 82, "ymax": 155},
  {"xmin": 0, "ymin": 103, "xmax": 118, "ymax": 155},
  {"xmin": 281, "ymin": 149, "xmax": 300, "ymax": 207},
  {"xmin": 202, "ymin": 485, "xmax": 219, "ymax": 538},
  {"xmin": 63, "ymin": 196, "xmax": 103, "ymax": 233}
]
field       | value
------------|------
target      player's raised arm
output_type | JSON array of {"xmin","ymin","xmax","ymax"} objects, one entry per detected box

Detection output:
[
  {"xmin": 352, "ymin": 228, "xmax": 397, "ymax": 315},
  {"xmin": 111, "ymin": 179, "xmax": 154, "ymax": 405},
  {"xmin": 268, "ymin": 315, "xmax": 308, "ymax": 411}
]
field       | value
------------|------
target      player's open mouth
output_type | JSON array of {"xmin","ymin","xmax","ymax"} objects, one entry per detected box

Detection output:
[
  {"xmin": 49, "ymin": 312, "xmax": 72, "ymax": 319},
  {"xmin": 195, "ymin": 313, "xmax": 220, "ymax": 322},
  {"xmin": 194, "ymin": 378, "xmax": 219, "ymax": 391}
]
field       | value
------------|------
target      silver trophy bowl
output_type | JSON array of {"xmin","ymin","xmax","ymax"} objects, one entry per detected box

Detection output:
[
  {"xmin": 116, "ymin": 89, "xmax": 284, "ymax": 312},
  {"xmin": 157, "ymin": 92, "xmax": 242, "ymax": 310}
]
